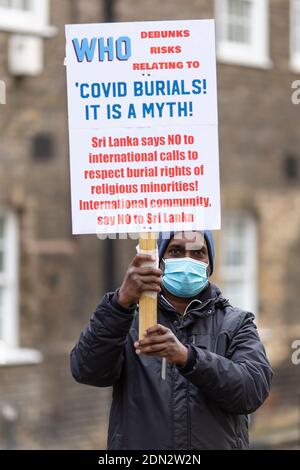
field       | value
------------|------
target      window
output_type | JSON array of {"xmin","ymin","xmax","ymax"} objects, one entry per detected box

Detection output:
[
  {"xmin": 215, "ymin": 0, "xmax": 271, "ymax": 68},
  {"xmin": 0, "ymin": 211, "xmax": 19, "ymax": 348},
  {"xmin": 291, "ymin": 0, "xmax": 300, "ymax": 71},
  {"xmin": 0, "ymin": 0, "xmax": 31, "ymax": 9},
  {"xmin": 0, "ymin": 79, "xmax": 6, "ymax": 105},
  {"xmin": 220, "ymin": 213, "xmax": 258, "ymax": 314},
  {"xmin": 0, "ymin": 0, "xmax": 52, "ymax": 35},
  {"xmin": 0, "ymin": 211, "xmax": 42, "ymax": 366}
]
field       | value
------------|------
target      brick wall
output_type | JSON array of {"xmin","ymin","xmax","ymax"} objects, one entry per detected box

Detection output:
[{"xmin": 0, "ymin": 0, "xmax": 299, "ymax": 449}]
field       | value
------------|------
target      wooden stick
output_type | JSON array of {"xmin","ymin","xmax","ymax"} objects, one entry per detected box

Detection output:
[{"xmin": 139, "ymin": 233, "xmax": 158, "ymax": 341}]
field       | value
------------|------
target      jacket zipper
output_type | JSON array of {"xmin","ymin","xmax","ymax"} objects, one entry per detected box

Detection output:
[{"xmin": 172, "ymin": 297, "xmax": 214, "ymax": 449}]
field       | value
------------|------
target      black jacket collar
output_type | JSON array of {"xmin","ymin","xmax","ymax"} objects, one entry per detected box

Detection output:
[{"xmin": 158, "ymin": 283, "xmax": 229, "ymax": 321}]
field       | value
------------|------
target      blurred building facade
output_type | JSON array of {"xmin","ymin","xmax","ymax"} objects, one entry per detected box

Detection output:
[{"xmin": 0, "ymin": 0, "xmax": 299, "ymax": 449}]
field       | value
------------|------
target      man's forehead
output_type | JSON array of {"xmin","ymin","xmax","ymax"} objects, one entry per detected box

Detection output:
[{"xmin": 169, "ymin": 231, "xmax": 206, "ymax": 249}]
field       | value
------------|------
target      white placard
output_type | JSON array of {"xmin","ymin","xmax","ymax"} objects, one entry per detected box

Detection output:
[{"xmin": 65, "ymin": 19, "xmax": 220, "ymax": 234}]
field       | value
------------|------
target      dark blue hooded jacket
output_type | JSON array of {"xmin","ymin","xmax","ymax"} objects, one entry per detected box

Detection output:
[{"xmin": 71, "ymin": 280, "xmax": 273, "ymax": 449}]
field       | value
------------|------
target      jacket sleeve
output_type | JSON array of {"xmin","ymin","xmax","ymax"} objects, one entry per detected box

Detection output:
[
  {"xmin": 70, "ymin": 291, "xmax": 136, "ymax": 387},
  {"xmin": 177, "ymin": 311, "xmax": 273, "ymax": 414}
]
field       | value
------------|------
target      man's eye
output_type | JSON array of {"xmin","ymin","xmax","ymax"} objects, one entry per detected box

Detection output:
[
  {"xmin": 168, "ymin": 248, "xmax": 181, "ymax": 255},
  {"xmin": 194, "ymin": 250, "xmax": 206, "ymax": 257}
]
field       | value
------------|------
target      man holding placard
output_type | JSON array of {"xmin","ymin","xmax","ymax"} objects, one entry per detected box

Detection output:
[
  {"xmin": 71, "ymin": 230, "xmax": 272, "ymax": 450},
  {"xmin": 66, "ymin": 19, "xmax": 272, "ymax": 450},
  {"xmin": 65, "ymin": 20, "xmax": 221, "ymax": 236}
]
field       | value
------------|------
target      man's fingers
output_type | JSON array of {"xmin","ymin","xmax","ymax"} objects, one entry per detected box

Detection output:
[
  {"xmin": 131, "ymin": 254, "xmax": 156, "ymax": 268},
  {"xmin": 136, "ymin": 333, "xmax": 169, "ymax": 347},
  {"xmin": 135, "ymin": 266, "xmax": 162, "ymax": 276},
  {"xmin": 139, "ymin": 275, "xmax": 162, "ymax": 285},
  {"xmin": 144, "ymin": 324, "xmax": 169, "ymax": 336},
  {"xmin": 139, "ymin": 282, "xmax": 161, "ymax": 293},
  {"xmin": 137, "ymin": 343, "xmax": 168, "ymax": 355}
]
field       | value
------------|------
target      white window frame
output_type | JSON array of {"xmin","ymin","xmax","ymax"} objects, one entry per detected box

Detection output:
[
  {"xmin": 0, "ymin": 0, "xmax": 55, "ymax": 37},
  {"xmin": 219, "ymin": 212, "xmax": 258, "ymax": 315},
  {"xmin": 290, "ymin": 0, "xmax": 300, "ymax": 72},
  {"xmin": 215, "ymin": 0, "xmax": 272, "ymax": 69},
  {"xmin": 0, "ymin": 211, "xmax": 19, "ymax": 348},
  {"xmin": 0, "ymin": 210, "xmax": 42, "ymax": 366}
]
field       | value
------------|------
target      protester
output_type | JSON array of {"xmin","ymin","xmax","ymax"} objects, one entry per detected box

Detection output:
[{"xmin": 71, "ymin": 230, "xmax": 273, "ymax": 450}]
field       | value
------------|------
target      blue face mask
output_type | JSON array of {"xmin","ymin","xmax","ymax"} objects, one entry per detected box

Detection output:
[{"xmin": 162, "ymin": 257, "xmax": 209, "ymax": 298}]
